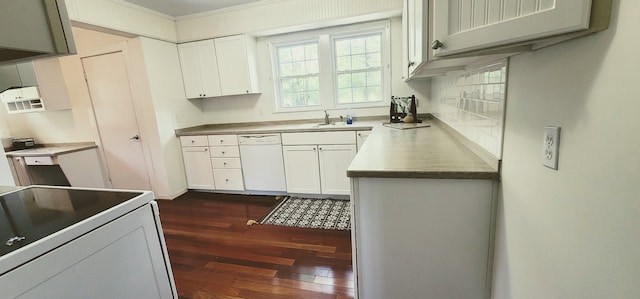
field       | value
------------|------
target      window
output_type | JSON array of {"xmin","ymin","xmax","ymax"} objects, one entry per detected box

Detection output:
[
  {"xmin": 270, "ymin": 21, "xmax": 390, "ymax": 112},
  {"xmin": 334, "ymin": 33, "xmax": 383, "ymax": 104},
  {"xmin": 275, "ymin": 41, "xmax": 320, "ymax": 108}
]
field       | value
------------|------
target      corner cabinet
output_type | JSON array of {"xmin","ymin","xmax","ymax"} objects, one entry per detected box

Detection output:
[
  {"xmin": 431, "ymin": 0, "xmax": 611, "ymax": 57},
  {"xmin": 178, "ymin": 35, "xmax": 260, "ymax": 99},
  {"xmin": 178, "ymin": 40, "xmax": 222, "ymax": 99},
  {"xmin": 403, "ymin": 0, "xmax": 611, "ymax": 79}
]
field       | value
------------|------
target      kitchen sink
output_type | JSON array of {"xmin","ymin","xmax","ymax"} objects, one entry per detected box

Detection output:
[{"xmin": 313, "ymin": 122, "xmax": 347, "ymax": 128}]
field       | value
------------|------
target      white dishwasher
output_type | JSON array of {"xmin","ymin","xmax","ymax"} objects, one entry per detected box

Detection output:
[{"xmin": 238, "ymin": 134, "xmax": 287, "ymax": 192}]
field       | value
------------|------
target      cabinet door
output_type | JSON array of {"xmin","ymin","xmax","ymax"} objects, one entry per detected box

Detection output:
[
  {"xmin": 356, "ymin": 131, "xmax": 371, "ymax": 151},
  {"xmin": 215, "ymin": 35, "xmax": 254, "ymax": 96},
  {"xmin": 318, "ymin": 144, "xmax": 357, "ymax": 195},
  {"xmin": 432, "ymin": 0, "xmax": 592, "ymax": 56},
  {"xmin": 283, "ymin": 145, "xmax": 321, "ymax": 194},
  {"xmin": 197, "ymin": 40, "xmax": 222, "ymax": 98},
  {"xmin": 181, "ymin": 147, "xmax": 215, "ymax": 189},
  {"xmin": 178, "ymin": 42, "xmax": 204, "ymax": 99},
  {"xmin": 178, "ymin": 41, "xmax": 222, "ymax": 99},
  {"xmin": 405, "ymin": 0, "xmax": 428, "ymax": 75}
]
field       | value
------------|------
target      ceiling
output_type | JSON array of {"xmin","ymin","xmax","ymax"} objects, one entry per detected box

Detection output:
[{"xmin": 123, "ymin": 0, "xmax": 263, "ymax": 17}]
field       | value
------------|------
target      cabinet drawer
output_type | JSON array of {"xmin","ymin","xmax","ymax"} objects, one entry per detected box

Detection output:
[
  {"xmin": 24, "ymin": 156, "xmax": 56, "ymax": 165},
  {"xmin": 282, "ymin": 131, "xmax": 356, "ymax": 145},
  {"xmin": 213, "ymin": 169, "xmax": 244, "ymax": 191},
  {"xmin": 211, "ymin": 158, "xmax": 241, "ymax": 169},
  {"xmin": 180, "ymin": 136, "xmax": 209, "ymax": 147},
  {"xmin": 208, "ymin": 135, "xmax": 238, "ymax": 146},
  {"xmin": 210, "ymin": 146, "xmax": 240, "ymax": 158}
]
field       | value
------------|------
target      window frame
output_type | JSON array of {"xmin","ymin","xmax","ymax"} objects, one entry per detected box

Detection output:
[
  {"xmin": 269, "ymin": 20, "xmax": 391, "ymax": 113},
  {"xmin": 330, "ymin": 24, "xmax": 391, "ymax": 109}
]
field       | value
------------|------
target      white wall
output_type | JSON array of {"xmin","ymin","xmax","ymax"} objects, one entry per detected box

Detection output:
[
  {"xmin": 65, "ymin": 0, "xmax": 177, "ymax": 42},
  {"xmin": 492, "ymin": 1, "xmax": 640, "ymax": 298},
  {"xmin": 200, "ymin": 17, "xmax": 431, "ymax": 124},
  {"xmin": 128, "ymin": 37, "xmax": 201, "ymax": 199},
  {"xmin": 176, "ymin": 0, "xmax": 402, "ymax": 42}
]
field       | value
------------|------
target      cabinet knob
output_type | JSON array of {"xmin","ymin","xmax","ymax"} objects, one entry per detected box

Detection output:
[
  {"xmin": 408, "ymin": 61, "xmax": 415, "ymax": 67},
  {"xmin": 318, "ymin": 147, "xmax": 322, "ymax": 151},
  {"xmin": 246, "ymin": 90, "xmax": 249, "ymax": 93},
  {"xmin": 431, "ymin": 40, "xmax": 444, "ymax": 50},
  {"xmin": 220, "ymin": 139, "xmax": 224, "ymax": 143},
  {"xmin": 204, "ymin": 148, "xmax": 208, "ymax": 151}
]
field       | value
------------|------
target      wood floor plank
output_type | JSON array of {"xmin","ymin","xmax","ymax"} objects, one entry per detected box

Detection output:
[{"xmin": 158, "ymin": 191, "xmax": 354, "ymax": 299}]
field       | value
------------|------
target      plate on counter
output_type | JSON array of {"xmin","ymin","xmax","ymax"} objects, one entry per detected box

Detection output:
[{"xmin": 383, "ymin": 122, "xmax": 431, "ymax": 130}]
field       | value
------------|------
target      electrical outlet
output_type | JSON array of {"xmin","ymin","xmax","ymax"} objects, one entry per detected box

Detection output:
[{"xmin": 542, "ymin": 126, "xmax": 561, "ymax": 169}]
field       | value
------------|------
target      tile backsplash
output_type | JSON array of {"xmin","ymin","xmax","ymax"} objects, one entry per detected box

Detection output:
[{"xmin": 431, "ymin": 59, "xmax": 507, "ymax": 158}]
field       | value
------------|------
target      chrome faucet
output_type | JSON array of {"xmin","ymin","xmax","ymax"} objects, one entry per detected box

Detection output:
[{"xmin": 324, "ymin": 110, "xmax": 330, "ymax": 125}]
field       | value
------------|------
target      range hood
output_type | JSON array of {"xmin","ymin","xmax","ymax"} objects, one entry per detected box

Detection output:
[{"xmin": 0, "ymin": 0, "xmax": 76, "ymax": 65}]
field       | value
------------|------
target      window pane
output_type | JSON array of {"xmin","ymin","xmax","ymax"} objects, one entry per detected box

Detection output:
[
  {"xmin": 280, "ymin": 62, "xmax": 293, "ymax": 76},
  {"xmin": 350, "ymin": 38, "xmax": 365, "ymax": 55},
  {"xmin": 338, "ymin": 88, "xmax": 353, "ymax": 103},
  {"xmin": 352, "ymin": 54, "xmax": 366, "ymax": 70},
  {"xmin": 367, "ymin": 86, "xmax": 382, "ymax": 101},
  {"xmin": 306, "ymin": 44, "xmax": 318, "ymax": 59},
  {"xmin": 366, "ymin": 71, "xmax": 381, "ymax": 86},
  {"xmin": 306, "ymin": 61, "xmax": 319, "ymax": 74},
  {"xmin": 352, "ymin": 87, "xmax": 366, "ymax": 102},
  {"xmin": 336, "ymin": 56, "xmax": 351, "ymax": 72},
  {"xmin": 337, "ymin": 74, "xmax": 352, "ymax": 88},
  {"xmin": 366, "ymin": 53, "xmax": 381, "ymax": 68},
  {"xmin": 335, "ymin": 40, "xmax": 350, "ymax": 57},
  {"xmin": 279, "ymin": 48, "xmax": 292, "ymax": 63},
  {"xmin": 352, "ymin": 72, "xmax": 366, "ymax": 87},
  {"xmin": 365, "ymin": 35, "xmax": 381, "ymax": 53}
]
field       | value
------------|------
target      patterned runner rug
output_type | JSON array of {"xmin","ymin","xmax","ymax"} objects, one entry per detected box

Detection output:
[{"xmin": 259, "ymin": 196, "xmax": 351, "ymax": 230}]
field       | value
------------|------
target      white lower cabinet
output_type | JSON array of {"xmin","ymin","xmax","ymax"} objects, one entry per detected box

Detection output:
[
  {"xmin": 351, "ymin": 177, "xmax": 497, "ymax": 299},
  {"xmin": 181, "ymin": 147, "xmax": 215, "ymax": 190},
  {"xmin": 282, "ymin": 145, "xmax": 322, "ymax": 194},
  {"xmin": 318, "ymin": 144, "xmax": 357, "ymax": 195},
  {"xmin": 282, "ymin": 131, "xmax": 357, "ymax": 196}
]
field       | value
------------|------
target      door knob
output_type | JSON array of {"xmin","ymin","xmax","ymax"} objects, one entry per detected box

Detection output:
[
  {"xmin": 130, "ymin": 134, "xmax": 140, "ymax": 140},
  {"xmin": 431, "ymin": 40, "xmax": 444, "ymax": 50}
]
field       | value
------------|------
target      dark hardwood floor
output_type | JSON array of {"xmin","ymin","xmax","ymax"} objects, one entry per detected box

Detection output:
[{"xmin": 157, "ymin": 191, "xmax": 354, "ymax": 299}]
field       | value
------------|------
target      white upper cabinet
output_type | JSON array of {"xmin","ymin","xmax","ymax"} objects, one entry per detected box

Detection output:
[
  {"xmin": 432, "ymin": 0, "xmax": 593, "ymax": 57},
  {"xmin": 178, "ymin": 40, "xmax": 222, "ymax": 99},
  {"xmin": 0, "ymin": 58, "xmax": 72, "ymax": 113},
  {"xmin": 404, "ymin": 0, "xmax": 428, "ymax": 77},
  {"xmin": 214, "ymin": 35, "xmax": 260, "ymax": 96},
  {"xmin": 178, "ymin": 35, "xmax": 259, "ymax": 99}
]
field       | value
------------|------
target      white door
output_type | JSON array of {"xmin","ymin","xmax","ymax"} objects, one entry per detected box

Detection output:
[
  {"xmin": 318, "ymin": 144, "xmax": 357, "ymax": 195},
  {"xmin": 177, "ymin": 42, "xmax": 204, "ymax": 99},
  {"xmin": 282, "ymin": 145, "xmax": 321, "ymax": 194},
  {"xmin": 82, "ymin": 51, "xmax": 152, "ymax": 190},
  {"xmin": 181, "ymin": 147, "xmax": 215, "ymax": 190},
  {"xmin": 215, "ymin": 36, "xmax": 250, "ymax": 95},
  {"xmin": 432, "ymin": 0, "xmax": 592, "ymax": 56},
  {"xmin": 406, "ymin": 0, "xmax": 427, "ymax": 75}
]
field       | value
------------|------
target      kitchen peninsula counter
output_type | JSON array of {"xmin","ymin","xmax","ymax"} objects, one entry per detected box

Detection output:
[{"xmin": 347, "ymin": 119, "xmax": 500, "ymax": 180}]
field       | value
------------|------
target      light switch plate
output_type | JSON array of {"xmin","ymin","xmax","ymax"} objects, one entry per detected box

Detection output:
[{"xmin": 543, "ymin": 126, "xmax": 561, "ymax": 169}]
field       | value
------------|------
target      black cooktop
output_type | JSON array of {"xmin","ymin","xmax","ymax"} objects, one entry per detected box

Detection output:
[{"xmin": 0, "ymin": 187, "xmax": 142, "ymax": 257}]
